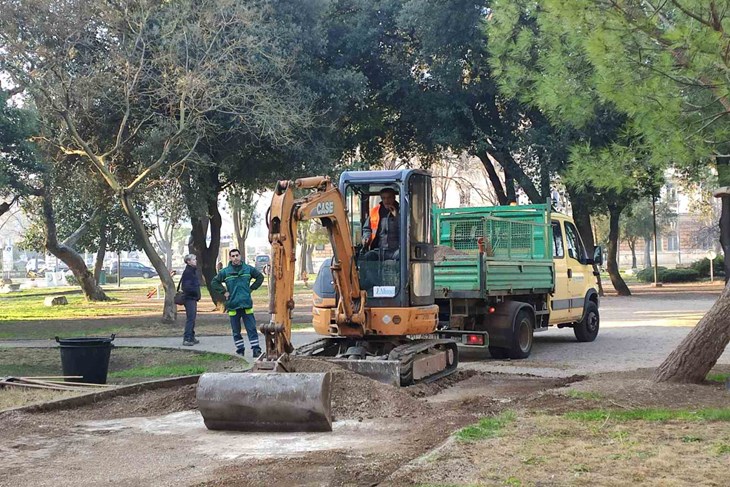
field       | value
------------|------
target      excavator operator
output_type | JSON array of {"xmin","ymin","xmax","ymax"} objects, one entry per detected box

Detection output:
[
  {"xmin": 360, "ymin": 188, "xmax": 400, "ymax": 289},
  {"xmin": 362, "ymin": 187, "xmax": 400, "ymax": 257}
]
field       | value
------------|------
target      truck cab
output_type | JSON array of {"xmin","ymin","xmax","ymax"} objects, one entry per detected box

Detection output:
[{"xmin": 548, "ymin": 213, "xmax": 601, "ymax": 333}]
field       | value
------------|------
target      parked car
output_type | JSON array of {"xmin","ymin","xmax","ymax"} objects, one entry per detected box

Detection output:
[
  {"xmin": 254, "ymin": 254, "xmax": 271, "ymax": 274},
  {"xmin": 110, "ymin": 261, "xmax": 158, "ymax": 279}
]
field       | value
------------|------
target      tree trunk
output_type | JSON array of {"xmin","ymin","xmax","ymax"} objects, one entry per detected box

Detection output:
[
  {"xmin": 628, "ymin": 240, "xmax": 637, "ymax": 269},
  {"xmin": 653, "ymin": 281, "xmax": 730, "ymax": 383},
  {"xmin": 644, "ymin": 237, "xmax": 652, "ymax": 268},
  {"xmin": 94, "ymin": 220, "xmax": 107, "ymax": 284},
  {"xmin": 307, "ymin": 246, "xmax": 315, "ymax": 274},
  {"xmin": 298, "ymin": 228, "xmax": 308, "ymax": 279},
  {"xmin": 653, "ymin": 160, "xmax": 730, "ymax": 383},
  {"xmin": 120, "ymin": 190, "xmax": 175, "ymax": 323},
  {"xmin": 189, "ymin": 195, "xmax": 224, "ymax": 309},
  {"xmin": 570, "ymin": 190, "xmax": 604, "ymax": 296},
  {"xmin": 607, "ymin": 204, "xmax": 631, "ymax": 296},
  {"xmin": 476, "ymin": 152, "xmax": 508, "ymax": 206},
  {"xmin": 40, "ymin": 190, "xmax": 109, "ymax": 301},
  {"xmin": 720, "ymin": 195, "xmax": 730, "ymax": 283}
]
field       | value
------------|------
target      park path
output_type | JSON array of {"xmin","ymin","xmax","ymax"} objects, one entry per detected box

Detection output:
[{"xmin": 2, "ymin": 289, "xmax": 729, "ymax": 376}]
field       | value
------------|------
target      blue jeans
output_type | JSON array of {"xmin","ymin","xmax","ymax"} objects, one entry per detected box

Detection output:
[
  {"xmin": 229, "ymin": 308, "xmax": 260, "ymax": 353},
  {"xmin": 183, "ymin": 299, "xmax": 197, "ymax": 341}
]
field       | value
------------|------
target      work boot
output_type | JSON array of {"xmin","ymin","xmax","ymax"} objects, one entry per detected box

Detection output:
[
  {"xmin": 182, "ymin": 340, "xmax": 195, "ymax": 346},
  {"xmin": 192, "ymin": 338, "xmax": 200, "ymax": 344},
  {"xmin": 252, "ymin": 347, "xmax": 262, "ymax": 358},
  {"xmin": 235, "ymin": 348, "xmax": 245, "ymax": 357}
]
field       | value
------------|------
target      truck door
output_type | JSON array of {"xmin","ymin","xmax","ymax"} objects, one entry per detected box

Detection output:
[
  {"xmin": 549, "ymin": 220, "xmax": 573, "ymax": 323},
  {"xmin": 564, "ymin": 221, "xmax": 589, "ymax": 321}
]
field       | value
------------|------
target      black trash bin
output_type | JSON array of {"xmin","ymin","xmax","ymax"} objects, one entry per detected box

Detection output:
[{"xmin": 56, "ymin": 335, "xmax": 115, "ymax": 384}]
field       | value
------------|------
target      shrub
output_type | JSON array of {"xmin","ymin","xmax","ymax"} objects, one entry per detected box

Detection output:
[
  {"xmin": 637, "ymin": 266, "xmax": 699, "ymax": 283},
  {"xmin": 689, "ymin": 255, "xmax": 725, "ymax": 278},
  {"xmin": 636, "ymin": 266, "xmax": 667, "ymax": 283},
  {"xmin": 661, "ymin": 268, "xmax": 700, "ymax": 282},
  {"xmin": 65, "ymin": 274, "xmax": 78, "ymax": 286}
]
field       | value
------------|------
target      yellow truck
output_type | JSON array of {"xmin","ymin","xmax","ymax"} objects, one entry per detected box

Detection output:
[{"xmin": 433, "ymin": 204, "xmax": 602, "ymax": 359}]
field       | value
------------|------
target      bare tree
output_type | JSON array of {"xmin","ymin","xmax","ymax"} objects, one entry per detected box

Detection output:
[
  {"xmin": 1, "ymin": 0, "xmax": 312, "ymax": 322},
  {"xmin": 227, "ymin": 186, "xmax": 259, "ymax": 262}
]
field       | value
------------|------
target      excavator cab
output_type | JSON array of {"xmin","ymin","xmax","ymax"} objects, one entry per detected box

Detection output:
[{"xmin": 340, "ymin": 169, "xmax": 435, "ymax": 309}]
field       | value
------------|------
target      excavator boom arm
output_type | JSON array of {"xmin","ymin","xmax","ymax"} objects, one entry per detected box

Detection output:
[{"xmin": 266, "ymin": 177, "xmax": 365, "ymax": 358}]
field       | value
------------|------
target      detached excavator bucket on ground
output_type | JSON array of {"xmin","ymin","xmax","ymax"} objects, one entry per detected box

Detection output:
[{"xmin": 196, "ymin": 371, "xmax": 333, "ymax": 432}]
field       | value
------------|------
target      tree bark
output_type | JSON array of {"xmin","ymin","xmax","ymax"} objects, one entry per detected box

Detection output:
[
  {"xmin": 653, "ymin": 281, "xmax": 730, "ymax": 383},
  {"xmin": 476, "ymin": 152, "xmax": 508, "ymax": 205},
  {"xmin": 298, "ymin": 226, "xmax": 308, "ymax": 279},
  {"xmin": 94, "ymin": 218, "xmax": 107, "ymax": 284},
  {"xmin": 494, "ymin": 150, "xmax": 542, "ymax": 203},
  {"xmin": 607, "ymin": 204, "xmax": 631, "ymax": 296},
  {"xmin": 40, "ymin": 190, "xmax": 109, "ymax": 301},
  {"xmin": 720, "ymin": 195, "xmax": 730, "ymax": 283},
  {"xmin": 120, "ymin": 189, "xmax": 175, "ymax": 323},
  {"xmin": 569, "ymin": 189, "xmax": 604, "ymax": 296},
  {"xmin": 0, "ymin": 196, "xmax": 19, "ymax": 218},
  {"xmin": 628, "ymin": 240, "xmax": 637, "ymax": 269},
  {"xmin": 644, "ymin": 237, "xmax": 652, "ymax": 268},
  {"xmin": 189, "ymin": 194, "xmax": 224, "ymax": 309}
]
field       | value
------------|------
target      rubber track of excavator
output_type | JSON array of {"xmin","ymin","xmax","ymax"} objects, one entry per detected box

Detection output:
[
  {"xmin": 388, "ymin": 339, "xmax": 459, "ymax": 386},
  {"xmin": 293, "ymin": 337, "xmax": 459, "ymax": 386}
]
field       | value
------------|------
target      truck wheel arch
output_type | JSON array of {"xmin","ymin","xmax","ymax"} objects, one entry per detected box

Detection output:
[
  {"xmin": 578, "ymin": 290, "xmax": 599, "ymax": 323},
  {"xmin": 488, "ymin": 301, "xmax": 536, "ymax": 349}
]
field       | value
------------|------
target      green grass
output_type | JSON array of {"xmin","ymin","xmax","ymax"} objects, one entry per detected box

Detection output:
[
  {"xmin": 565, "ymin": 408, "xmax": 730, "ymax": 423},
  {"xmin": 565, "ymin": 390, "xmax": 602, "ymax": 401},
  {"xmin": 715, "ymin": 443, "xmax": 730, "ymax": 455},
  {"xmin": 0, "ymin": 347, "xmax": 245, "ymax": 383},
  {"xmin": 0, "ymin": 289, "xmax": 160, "ymax": 321},
  {"xmin": 109, "ymin": 351, "xmax": 239, "ymax": 378},
  {"xmin": 456, "ymin": 411, "xmax": 515, "ymax": 442},
  {"xmin": 706, "ymin": 373, "xmax": 730, "ymax": 383}
]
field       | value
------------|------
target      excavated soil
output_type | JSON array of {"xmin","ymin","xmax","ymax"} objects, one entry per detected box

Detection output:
[
  {"xmin": 289, "ymin": 357, "xmax": 433, "ymax": 420},
  {"xmin": 434, "ymin": 245, "xmax": 468, "ymax": 262}
]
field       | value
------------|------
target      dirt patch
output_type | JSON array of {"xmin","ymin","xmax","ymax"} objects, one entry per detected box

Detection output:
[
  {"xmin": 10, "ymin": 361, "xmax": 710, "ymax": 487},
  {"xmin": 385, "ymin": 410, "xmax": 730, "ymax": 487},
  {"xmin": 528, "ymin": 367, "xmax": 730, "ymax": 413},
  {"xmin": 289, "ymin": 357, "xmax": 433, "ymax": 420}
]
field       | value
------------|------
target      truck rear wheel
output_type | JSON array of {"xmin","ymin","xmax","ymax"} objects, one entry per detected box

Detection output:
[
  {"xmin": 507, "ymin": 309, "xmax": 534, "ymax": 359},
  {"xmin": 574, "ymin": 301, "xmax": 599, "ymax": 342},
  {"xmin": 488, "ymin": 346, "xmax": 509, "ymax": 359}
]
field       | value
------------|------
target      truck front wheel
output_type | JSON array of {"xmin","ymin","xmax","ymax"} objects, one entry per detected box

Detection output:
[{"xmin": 574, "ymin": 301, "xmax": 599, "ymax": 342}]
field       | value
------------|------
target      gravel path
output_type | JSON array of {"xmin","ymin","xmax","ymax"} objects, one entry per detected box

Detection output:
[{"xmin": 2, "ymin": 291, "xmax": 728, "ymax": 376}]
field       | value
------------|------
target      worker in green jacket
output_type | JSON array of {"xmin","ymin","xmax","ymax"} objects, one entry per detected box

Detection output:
[{"xmin": 211, "ymin": 248, "xmax": 265, "ymax": 357}]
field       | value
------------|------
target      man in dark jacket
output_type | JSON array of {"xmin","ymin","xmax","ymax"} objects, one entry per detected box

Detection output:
[
  {"xmin": 181, "ymin": 254, "xmax": 201, "ymax": 346},
  {"xmin": 211, "ymin": 248, "xmax": 265, "ymax": 357}
]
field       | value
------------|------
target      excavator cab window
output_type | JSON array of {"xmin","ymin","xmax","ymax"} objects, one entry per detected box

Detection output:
[{"xmin": 344, "ymin": 184, "xmax": 402, "ymax": 299}]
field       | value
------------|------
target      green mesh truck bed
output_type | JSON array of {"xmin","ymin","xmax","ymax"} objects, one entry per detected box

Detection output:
[{"xmin": 433, "ymin": 204, "xmax": 554, "ymax": 298}]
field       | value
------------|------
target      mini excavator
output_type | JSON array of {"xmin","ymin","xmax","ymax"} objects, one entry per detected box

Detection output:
[{"xmin": 197, "ymin": 170, "xmax": 457, "ymax": 432}]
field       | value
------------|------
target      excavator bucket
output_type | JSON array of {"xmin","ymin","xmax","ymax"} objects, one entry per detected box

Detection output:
[{"xmin": 196, "ymin": 372, "xmax": 333, "ymax": 432}]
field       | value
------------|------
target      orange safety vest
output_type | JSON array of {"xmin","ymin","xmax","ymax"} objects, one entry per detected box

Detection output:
[{"xmin": 368, "ymin": 204, "xmax": 381, "ymax": 245}]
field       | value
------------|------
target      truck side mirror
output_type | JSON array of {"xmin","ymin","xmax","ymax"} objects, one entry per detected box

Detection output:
[{"xmin": 593, "ymin": 246, "xmax": 603, "ymax": 266}]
